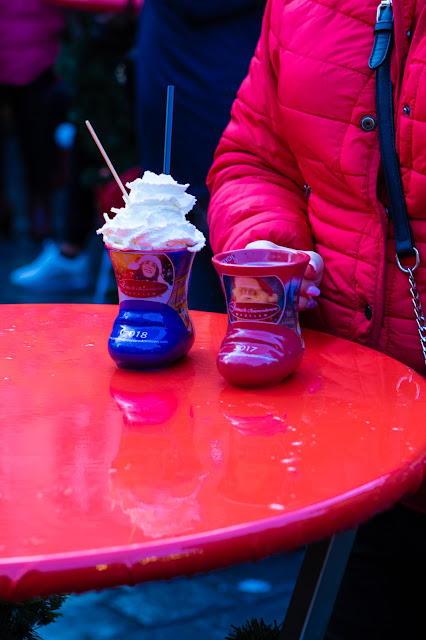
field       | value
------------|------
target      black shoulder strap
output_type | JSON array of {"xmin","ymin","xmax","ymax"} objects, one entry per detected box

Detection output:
[{"xmin": 369, "ymin": 1, "xmax": 415, "ymax": 259}]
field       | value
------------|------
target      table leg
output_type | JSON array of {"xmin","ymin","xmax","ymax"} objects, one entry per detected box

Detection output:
[{"xmin": 278, "ymin": 528, "xmax": 358, "ymax": 640}]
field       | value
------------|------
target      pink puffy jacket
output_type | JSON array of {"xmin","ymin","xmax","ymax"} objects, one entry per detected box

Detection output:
[
  {"xmin": 207, "ymin": 0, "xmax": 426, "ymax": 376},
  {"xmin": 0, "ymin": 0, "xmax": 64, "ymax": 86}
]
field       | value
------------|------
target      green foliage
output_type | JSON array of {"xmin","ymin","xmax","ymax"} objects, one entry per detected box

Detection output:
[
  {"xmin": 225, "ymin": 618, "xmax": 282, "ymax": 640},
  {"xmin": 0, "ymin": 595, "xmax": 68, "ymax": 640}
]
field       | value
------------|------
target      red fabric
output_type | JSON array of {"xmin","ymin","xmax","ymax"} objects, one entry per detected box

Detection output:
[
  {"xmin": 42, "ymin": 0, "xmax": 143, "ymax": 13},
  {"xmin": 95, "ymin": 166, "xmax": 142, "ymax": 223},
  {"xmin": 207, "ymin": 0, "xmax": 426, "ymax": 376},
  {"xmin": 0, "ymin": 0, "xmax": 64, "ymax": 86}
]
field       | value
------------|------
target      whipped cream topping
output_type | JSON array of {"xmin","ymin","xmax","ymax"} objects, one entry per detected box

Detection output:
[{"xmin": 96, "ymin": 171, "xmax": 206, "ymax": 252}]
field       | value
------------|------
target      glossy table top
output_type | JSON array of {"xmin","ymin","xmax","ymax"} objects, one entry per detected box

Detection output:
[{"xmin": 0, "ymin": 304, "xmax": 425, "ymax": 601}]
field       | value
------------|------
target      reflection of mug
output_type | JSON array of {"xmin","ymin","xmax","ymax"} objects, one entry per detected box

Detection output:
[
  {"xmin": 108, "ymin": 362, "xmax": 205, "ymax": 540},
  {"xmin": 212, "ymin": 248, "xmax": 309, "ymax": 388},
  {"xmin": 110, "ymin": 369, "xmax": 179, "ymax": 429},
  {"xmin": 107, "ymin": 248, "xmax": 195, "ymax": 370}
]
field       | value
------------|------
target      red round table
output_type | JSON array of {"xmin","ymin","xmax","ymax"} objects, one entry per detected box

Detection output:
[{"xmin": 1, "ymin": 305, "xmax": 425, "ymax": 636}]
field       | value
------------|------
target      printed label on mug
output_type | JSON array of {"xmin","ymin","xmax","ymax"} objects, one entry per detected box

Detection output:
[
  {"xmin": 224, "ymin": 275, "xmax": 285, "ymax": 324},
  {"xmin": 222, "ymin": 273, "xmax": 302, "ymax": 332},
  {"xmin": 110, "ymin": 252, "xmax": 174, "ymax": 303}
]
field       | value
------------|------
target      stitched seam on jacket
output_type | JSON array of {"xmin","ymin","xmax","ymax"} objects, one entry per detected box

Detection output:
[
  {"xmin": 407, "ymin": 64, "xmax": 421, "ymax": 174},
  {"xmin": 294, "ymin": 154, "xmax": 376, "ymax": 179},
  {"xmin": 280, "ymin": 47, "xmax": 372, "ymax": 78},
  {"xmin": 307, "ymin": 0, "xmax": 374, "ymax": 29},
  {"xmin": 235, "ymin": 89, "xmax": 282, "ymax": 128},
  {"xmin": 410, "ymin": 56, "xmax": 426, "ymax": 67},
  {"xmin": 316, "ymin": 293, "xmax": 362, "ymax": 318},
  {"xmin": 277, "ymin": 104, "xmax": 369, "ymax": 131},
  {"xmin": 317, "ymin": 244, "xmax": 381, "ymax": 262},
  {"xmin": 348, "ymin": 226, "xmax": 364, "ymax": 335},
  {"xmin": 338, "ymin": 71, "xmax": 375, "ymax": 183},
  {"xmin": 312, "ymin": 215, "xmax": 383, "ymax": 243},
  {"xmin": 269, "ymin": 0, "xmax": 374, "ymax": 44},
  {"xmin": 382, "ymin": 260, "xmax": 397, "ymax": 356}
]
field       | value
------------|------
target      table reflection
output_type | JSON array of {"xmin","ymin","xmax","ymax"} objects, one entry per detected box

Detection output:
[{"xmin": 108, "ymin": 361, "xmax": 208, "ymax": 539}]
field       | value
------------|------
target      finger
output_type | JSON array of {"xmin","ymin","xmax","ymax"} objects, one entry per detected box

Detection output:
[
  {"xmin": 306, "ymin": 285, "xmax": 321, "ymax": 296},
  {"xmin": 304, "ymin": 252, "xmax": 324, "ymax": 280},
  {"xmin": 304, "ymin": 262, "xmax": 318, "ymax": 279},
  {"xmin": 306, "ymin": 297, "xmax": 318, "ymax": 309},
  {"xmin": 299, "ymin": 295, "xmax": 318, "ymax": 311},
  {"xmin": 300, "ymin": 279, "xmax": 321, "ymax": 295},
  {"xmin": 245, "ymin": 240, "xmax": 282, "ymax": 250},
  {"xmin": 299, "ymin": 295, "xmax": 309, "ymax": 311}
]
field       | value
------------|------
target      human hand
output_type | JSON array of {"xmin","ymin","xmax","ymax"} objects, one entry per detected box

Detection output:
[{"xmin": 245, "ymin": 240, "xmax": 324, "ymax": 310}]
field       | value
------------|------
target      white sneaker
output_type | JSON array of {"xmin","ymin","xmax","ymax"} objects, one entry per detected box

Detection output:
[{"xmin": 10, "ymin": 240, "xmax": 92, "ymax": 291}]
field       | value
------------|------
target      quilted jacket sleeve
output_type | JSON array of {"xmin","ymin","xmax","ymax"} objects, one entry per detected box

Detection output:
[{"xmin": 206, "ymin": 0, "xmax": 313, "ymax": 254}]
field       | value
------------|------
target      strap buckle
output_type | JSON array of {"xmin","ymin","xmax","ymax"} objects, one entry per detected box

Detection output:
[
  {"xmin": 377, "ymin": 0, "xmax": 393, "ymax": 22},
  {"xmin": 396, "ymin": 247, "xmax": 420, "ymax": 274}
]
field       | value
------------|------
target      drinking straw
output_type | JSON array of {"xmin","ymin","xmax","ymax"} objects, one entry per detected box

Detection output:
[
  {"xmin": 85, "ymin": 120, "xmax": 129, "ymax": 202},
  {"xmin": 163, "ymin": 85, "xmax": 175, "ymax": 175}
]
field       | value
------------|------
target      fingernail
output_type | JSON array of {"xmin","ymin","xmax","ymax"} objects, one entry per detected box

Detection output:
[
  {"xmin": 306, "ymin": 298, "xmax": 318, "ymax": 309},
  {"xmin": 306, "ymin": 285, "xmax": 320, "ymax": 296},
  {"xmin": 309, "ymin": 260, "xmax": 318, "ymax": 274}
]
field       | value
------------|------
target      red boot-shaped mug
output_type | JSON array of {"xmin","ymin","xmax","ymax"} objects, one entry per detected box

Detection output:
[{"xmin": 212, "ymin": 247, "xmax": 310, "ymax": 388}]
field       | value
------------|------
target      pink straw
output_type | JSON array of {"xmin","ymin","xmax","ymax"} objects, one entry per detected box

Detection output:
[{"xmin": 85, "ymin": 120, "xmax": 129, "ymax": 202}]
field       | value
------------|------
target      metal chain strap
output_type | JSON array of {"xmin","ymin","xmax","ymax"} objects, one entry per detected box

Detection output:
[
  {"xmin": 396, "ymin": 248, "xmax": 426, "ymax": 367},
  {"xmin": 407, "ymin": 269, "xmax": 426, "ymax": 366}
]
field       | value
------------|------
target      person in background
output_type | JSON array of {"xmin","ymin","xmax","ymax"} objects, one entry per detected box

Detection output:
[
  {"xmin": 0, "ymin": 0, "xmax": 67, "ymax": 240},
  {"xmin": 9, "ymin": 8, "xmax": 140, "ymax": 292},
  {"xmin": 135, "ymin": 0, "xmax": 266, "ymax": 312},
  {"xmin": 207, "ymin": 0, "xmax": 426, "ymax": 637}
]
